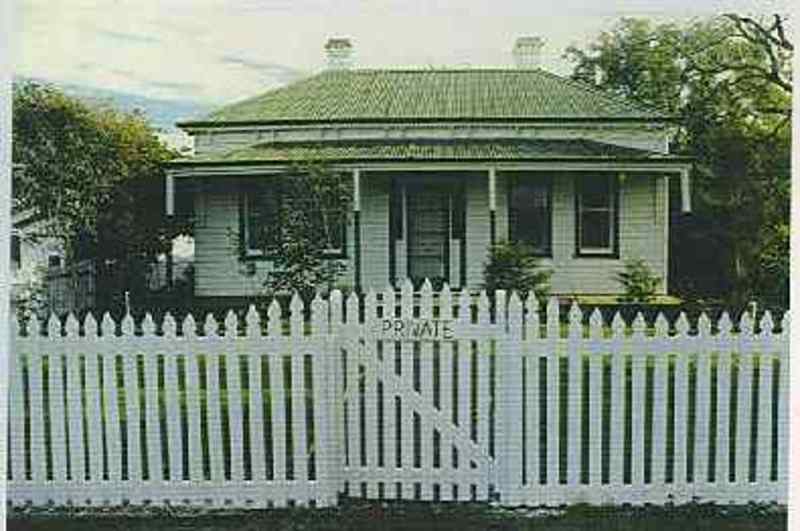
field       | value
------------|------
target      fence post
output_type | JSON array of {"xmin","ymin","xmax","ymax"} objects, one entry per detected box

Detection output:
[{"xmin": 498, "ymin": 291, "xmax": 524, "ymax": 505}]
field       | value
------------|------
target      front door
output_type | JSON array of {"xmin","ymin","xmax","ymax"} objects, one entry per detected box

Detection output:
[{"xmin": 406, "ymin": 183, "xmax": 450, "ymax": 287}]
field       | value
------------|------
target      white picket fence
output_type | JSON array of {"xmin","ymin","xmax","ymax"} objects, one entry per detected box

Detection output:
[{"xmin": 6, "ymin": 280, "xmax": 790, "ymax": 508}]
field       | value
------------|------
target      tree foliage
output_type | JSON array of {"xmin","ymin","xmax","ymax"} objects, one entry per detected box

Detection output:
[
  {"xmin": 482, "ymin": 240, "xmax": 552, "ymax": 300},
  {"xmin": 12, "ymin": 81, "xmax": 187, "ymax": 312},
  {"xmin": 616, "ymin": 258, "xmax": 662, "ymax": 304},
  {"xmin": 259, "ymin": 163, "xmax": 352, "ymax": 302},
  {"xmin": 565, "ymin": 15, "xmax": 791, "ymax": 309}
]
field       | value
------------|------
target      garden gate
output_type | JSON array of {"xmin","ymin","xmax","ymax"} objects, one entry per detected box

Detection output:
[{"xmin": 6, "ymin": 280, "xmax": 790, "ymax": 508}]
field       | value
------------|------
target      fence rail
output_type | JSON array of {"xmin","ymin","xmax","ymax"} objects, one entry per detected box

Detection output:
[{"xmin": 7, "ymin": 280, "xmax": 790, "ymax": 508}]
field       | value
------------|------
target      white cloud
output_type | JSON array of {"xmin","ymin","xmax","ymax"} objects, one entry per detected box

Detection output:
[{"xmin": 14, "ymin": 0, "xmax": 793, "ymax": 106}]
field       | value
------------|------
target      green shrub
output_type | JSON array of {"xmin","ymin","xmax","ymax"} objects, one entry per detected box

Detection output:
[
  {"xmin": 482, "ymin": 240, "xmax": 551, "ymax": 299},
  {"xmin": 616, "ymin": 258, "xmax": 661, "ymax": 303}
]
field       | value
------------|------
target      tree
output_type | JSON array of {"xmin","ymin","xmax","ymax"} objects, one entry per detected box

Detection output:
[
  {"xmin": 256, "ymin": 162, "xmax": 352, "ymax": 303},
  {"xmin": 12, "ymin": 81, "xmax": 187, "ymax": 314},
  {"xmin": 564, "ymin": 15, "xmax": 791, "ymax": 309}
]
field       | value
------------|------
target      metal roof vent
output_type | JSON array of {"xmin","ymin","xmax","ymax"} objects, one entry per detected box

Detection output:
[
  {"xmin": 512, "ymin": 36, "xmax": 545, "ymax": 69},
  {"xmin": 325, "ymin": 37, "xmax": 354, "ymax": 70}
]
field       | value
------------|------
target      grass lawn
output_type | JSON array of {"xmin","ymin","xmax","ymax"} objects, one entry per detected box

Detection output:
[{"xmin": 6, "ymin": 501, "xmax": 787, "ymax": 531}]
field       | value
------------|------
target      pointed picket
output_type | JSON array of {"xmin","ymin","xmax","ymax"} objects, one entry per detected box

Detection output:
[
  {"xmin": 632, "ymin": 312, "xmax": 646, "ymax": 339},
  {"xmin": 268, "ymin": 300, "xmax": 283, "ymax": 337},
  {"xmin": 290, "ymin": 293, "xmax": 304, "ymax": 337},
  {"xmin": 65, "ymin": 312, "xmax": 80, "ymax": 338},
  {"xmin": 311, "ymin": 293, "xmax": 328, "ymax": 335},
  {"xmin": 225, "ymin": 309, "xmax": 239, "ymax": 339},
  {"xmin": 102, "ymin": 350, "xmax": 122, "ymax": 483},
  {"xmin": 695, "ymin": 316, "xmax": 712, "ymax": 487},
  {"xmin": 162, "ymin": 312, "xmax": 177, "ymax": 339},
  {"xmin": 780, "ymin": 310, "xmax": 790, "ymax": 338},
  {"xmin": 546, "ymin": 297, "xmax": 560, "ymax": 339},
  {"xmin": 382, "ymin": 284, "xmax": 396, "ymax": 320},
  {"xmin": 29, "ymin": 313, "xmax": 41, "ymax": 338},
  {"xmin": 164, "ymin": 351, "xmax": 183, "ymax": 482},
  {"xmin": 588, "ymin": 308, "xmax": 603, "ymax": 340},
  {"xmin": 458, "ymin": 288, "xmax": 471, "ymax": 325},
  {"xmin": 141, "ymin": 313, "xmax": 156, "ymax": 336},
  {"xmin": 566, "ymin": 302, "xmax": 582, "ymax": 486},
  {"xmin": 346, "ymin": 291, "xmax": 360, "ymax": 326},
  {"xmin": 121, "ymin": 312, "xmax": 135, "ymax": 336},
  {"xmin": 420, "ymin": 279, "xmax": 433, "ymax": 318},
  {"xmin": 185, "ymin": 351, "xmax": 203, "ymax": 482},
  {"xmin": 182, "ymin": 313, "xmax": 197, "ymax": 338},
  {"xmin": 84, "ymin": 312, "xmax": 98, "ymax": 339},
  {"xmin": 759, "ymin": 311, "xmax": 775, "ymax": 336},
  {"xmin": 48, "ymin": 313, "xmax": 61, "ymax": 338},
  {"xmin": 101, "ymin": 312, "xmax": 116, "ymax": 338},
  {"xmin": 440, "ymin": 283, "xmax": 452, "ymax": 319},
  {"xmin": 123, "ymin": 349, "xmax": 143, "ymax": 483},
  {"xmin": 365, "ymin": 288, "xmax": 377, "ymax": 322},
  {"xmin": 567, "ymin": 301, "xmax": 582, "ymax": 339},
  {"xmin": 143, "ymin": 348, "xmax": 163, "ymax": 482},
  {"xmin": 675, "ymin": 312, "xmax": 690, "ymax": 337},
  {"xmin": 525, "ymin": 292, "xmax": 540, "ymax": 340},
  {"xmin": 477, "ymin": 290, "xmax": 490, "ymax": 326},
  {"xmin": 401, "ymin": 280, "xmax": 413, "ymax": 320},
  {"xmin": 245, "ymin": 305, "xmax": 261, "ymax": 338},
  {"xmin": 65, "ymin": 342, "xmax": 86, "ymax": 482},
  {"xmin": 739, "ymin": 311, "xmax": 754, "ymax": 338},
  {"xmin": 718, "ymin": 311, "xmax": 733, "ymax": 338},
  {"xmin": 204, "ymin": 313, "xmax": 219, "ymax": 337},
  {"xmin": 611, "ymin": 311, "xmax": 626, "ymax": 339},
  {"xmin": 654, "ymin": 312, "xmax": 669, "ymax": 338},
  {"xmin": 495, "ymin": 289, "xmax": 507, "ymax": 331},
  {"xmin": 48, "ymin": 347, "xmax": 67, "ymax": 481},
  {"xmin": 225, "ymin": 348, "xmax": 245, "ymax": 483}
]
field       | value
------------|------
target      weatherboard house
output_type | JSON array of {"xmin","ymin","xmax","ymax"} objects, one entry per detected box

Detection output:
[{"xmin": 166, "ymin": 38, "xmax": 691, "ymax": 304}]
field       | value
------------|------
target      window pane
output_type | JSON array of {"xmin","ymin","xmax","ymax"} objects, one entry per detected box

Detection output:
[
  {"xmin": 580, "ymin": 178, "xmax": 611, "ymax": 209},
  {"xmin": 247, "ymin": 186, "xmax": 279, "ymax": 251},
  {"xmin": 11, "ymin": 235, "xmax": 20, "ymax": 265},
  {"xmin": 581, "ymin": 210, "xmax": 612, "ymax": 249},
  {"xmin": 509, "ymin": 177, "xmax": 550, "ymax": 252}
]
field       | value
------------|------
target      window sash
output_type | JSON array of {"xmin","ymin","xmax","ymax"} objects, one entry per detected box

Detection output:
[
  {"xmin": 243, "ymin": 184, "xmax": 347, "ymax": 256},
  {"xmin": 577, "ymin": 176, "xmax": 617, "ymax": 254},
  {"xmin": 508, "ymin": 175, "xmax": 552, "ymax": 254}
]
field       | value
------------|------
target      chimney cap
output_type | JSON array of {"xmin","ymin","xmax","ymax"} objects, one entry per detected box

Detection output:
[
  {"xmin": 325, "ymin": 37, "xmax": 353, "ymax": 50},
  {"xmin": 325, "ymin": 37, "xmax": 354, "ymax": 70},
  {"xmin": 512, "ymin": 36, "xmax": 545, "ymax": 68}
]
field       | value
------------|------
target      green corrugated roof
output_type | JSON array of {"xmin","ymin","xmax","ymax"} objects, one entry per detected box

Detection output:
[
  {"xmin": 171, "ymin": 139, "xmax": 687, "ymax": 166},
  {"xmin": 184, "ymin": 69, "xmax": 667, "ymax": 126}
]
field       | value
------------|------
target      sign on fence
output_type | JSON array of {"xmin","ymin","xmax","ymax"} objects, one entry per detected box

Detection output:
[{"xmin": 6, "ymin": 280, "xmax": 790, "ymax": 509}]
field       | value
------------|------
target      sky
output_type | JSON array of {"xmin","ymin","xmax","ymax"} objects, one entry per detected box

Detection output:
[{"xmin": 13, "ymin": 0, "xmax": 793, "ymax": 107}]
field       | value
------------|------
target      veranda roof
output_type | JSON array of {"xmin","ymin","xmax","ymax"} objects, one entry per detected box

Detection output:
[
  {"xmin": 179, "ymin": 69, "xmax": 670, "ymax": 127},
  {"xmin": 168, "ymin": 138, "xmax": 689, "ymax": 166}
]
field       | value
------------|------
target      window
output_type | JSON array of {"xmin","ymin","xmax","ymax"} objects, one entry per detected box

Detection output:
[
  {"xmin": 508, "ymin": 175, "xmax": 552, "ymax": 255},
  {"xmin": 576, "ymin": 175, "xmax": 618, "ymax": 256},
  {"xmin": 243, "ymin": 183, "xmax": 280, "ymax": 255},
  {"xmin": 48, "ymin": 255, "xmax": 62, "ymax": 269},
  {"xmin": 11, "ymin": 234, "xmax": 20, "ymax": 269},
  {"xmin": 242, "ymin": 180, "xmax": 347, "ymax": 257}
]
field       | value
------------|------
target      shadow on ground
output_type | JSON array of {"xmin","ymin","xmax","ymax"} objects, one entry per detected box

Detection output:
[{"xmin": 6, "ymin": 500, "xmax": 787, "ymax": 531}]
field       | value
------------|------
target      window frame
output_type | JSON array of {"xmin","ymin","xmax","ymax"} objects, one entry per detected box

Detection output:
[
  {"xmin": 574, "ymin": 174, "xmax": 620, "ymax": 258},
  {"xmin": 11, "ymin": 233, "xmax": 21, "ymax": 269},
  {"xmin": 239, "ymin": 180, "xmax": 348, "ymax": 261},
  {"xmin": 506, "ymin": 173, "xmax": 553, "ymax": 257}
]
